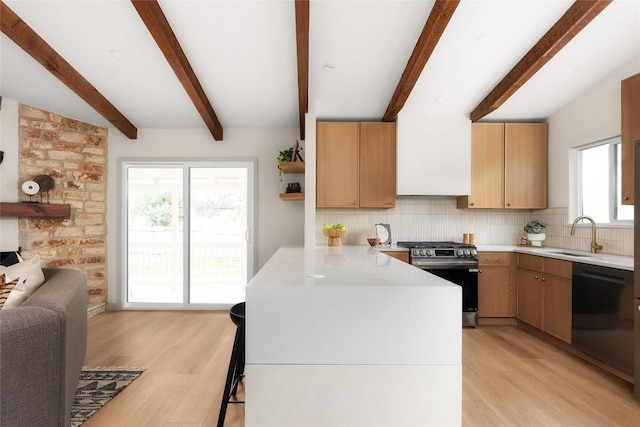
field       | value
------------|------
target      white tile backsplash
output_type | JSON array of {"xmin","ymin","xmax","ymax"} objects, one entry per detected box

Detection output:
[{"xmin": 316, "ymin": 197, "xmax": 633, "ymax": 257}]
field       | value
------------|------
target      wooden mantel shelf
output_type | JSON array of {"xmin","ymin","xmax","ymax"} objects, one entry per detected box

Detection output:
[
  {"xmin": 279, "ymin": 193, "xmax": 305, "ymax": 201},
  {"xmin": 0, "ymin": 202, "xmax": 71, "ymax": 218}
]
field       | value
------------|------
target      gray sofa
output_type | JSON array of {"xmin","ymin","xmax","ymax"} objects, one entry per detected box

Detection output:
[{"xmin": 0, "ymin": 268, "xmax": 87, "ymax": 427}]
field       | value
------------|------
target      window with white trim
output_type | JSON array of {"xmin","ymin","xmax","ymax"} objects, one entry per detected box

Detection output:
[{"xmin": 576, "ymin": 136, "xmax": 633, "ymax": 224}]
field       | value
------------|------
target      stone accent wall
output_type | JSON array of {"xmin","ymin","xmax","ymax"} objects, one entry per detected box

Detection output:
[{"xmin": 18, "ymin": 104, "xmax": 108, "ymax": 309}]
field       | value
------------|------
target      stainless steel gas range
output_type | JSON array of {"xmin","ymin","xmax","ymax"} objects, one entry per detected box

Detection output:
[{"xmin": 397, "ymin": 241, "xmax": 479, "ymax": 327}]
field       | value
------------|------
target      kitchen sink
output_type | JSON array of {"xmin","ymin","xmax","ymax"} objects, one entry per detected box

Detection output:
[{"xmin": 547, "ymin": 250, "xmax": 593, "ymax": 258}]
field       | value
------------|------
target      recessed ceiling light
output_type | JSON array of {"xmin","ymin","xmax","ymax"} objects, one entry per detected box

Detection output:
[
  {"xmin": 476, "ymin": 34, "xmax": 493, "ymax": 44},
  {"xmin": 563, "ymin": 66, "xmax": 577, "ymax": 74},
  {"xmin": 322, "ymin": 63, "xmax": 336, "ymax": 72},
  {"xmin": 108, "ymin": 49, "xmax": 124, "ymax": 60}
]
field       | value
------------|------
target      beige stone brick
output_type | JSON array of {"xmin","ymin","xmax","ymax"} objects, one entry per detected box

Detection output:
[
  {"xmin": 20, "ymin": 105, "xmax": 48, "ymax": 120},
  {"xmin": 83, "ymin": 163, "xmax": 105, "ymax": 173},
  {"xmin": 85, "ymin": 183, "xmax": 105, "ymax": 192},
  {"xmin": 59, "ymin": 131, "xmax": 88, "ymax": 144},
  {"xmin": 83, "ymin": 247, "xmax": 106, "ymax": 256},
  {"xmin": 84, "ymin": 225, "xmax": 106, "ymax": 235},
  {"xmin": 74, "ymin": 213, "xmax": 104, "ymax": 225},
  {"xmin": 21, "ymin": 127, "xmax": 42, "ymax": 139},
  {"xmin": 84, "ymin": 201, "xmax": 106, "ymax": 213},
  {"xmin": 30, "ymin": 141, "xmax": 54, "ymax": 149},
  {"xmin": 62, "ymin": 190, "xmax": 89, "ymax": 201},
  {"xmin": 53, "ymin": 227, "xmax": 84, "ymax": 237},
  {"xmin": 48, "ymin": 150, "xmax": 84, "ymax": 161},
  {"xmin": 64, "ymin": 181, "xmax": 83, "ymax": 189},
  {"xmin": 64, "ymin": 162, "xmax": 80, "ymax": 170},
  {"xmin": 73, "ymin": 171, "xmax": 104, "ymax": 182},
  {"xmin": 82, "ymin": 147, "xmax": 105, "ymax": 156},
  {"xmin": 33, "ymin": 218, "xmax": 68, "ymax": 229},
  {"xmin": 22, "ymin": 149, "xmax": 46, "ymax": 160},
  {"xmin": 84, "ymin": 154, "xmax": 106, "ymax": 164},
  {"xmin": 60, "ymin": 118, "xmax": 81, "ymax": 131},
  {"xmin": 22, "ymin": 119, "xmax": 59, "ymax": 131},
  {"xmin": 47, "ymin": 258, "xmax": 76, "ymax": 268},
  {"xmin": 45, "ymin": 168, "xmax": 65, "ymax": 178},
  {"xmin": 55, "ymin": 142, "xmax": 81, "ymax": 151},
  {"xmin": 19, "ymin": 230, "xmax": 52, "ymax": 241},
  {"xmin": 67, "ymin": 200, "xmax": 84, "ymax": 209},
  {"xmin": 90, "ymin": 193, "xmax": 106, "ymax": 202}
]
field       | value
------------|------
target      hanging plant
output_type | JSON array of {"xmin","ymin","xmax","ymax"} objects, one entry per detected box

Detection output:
[{"xmin": 276, "ymin": 145, "xmax": 302, "ymax": 181}]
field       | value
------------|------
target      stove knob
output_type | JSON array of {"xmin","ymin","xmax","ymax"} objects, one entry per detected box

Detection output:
[
  {"xmin": 471, "ymin": 249, "xmax": 477, "ymax": 257},
  {"xmin": 420, "ymin": 249, "xmax": 426, "ymax": 256},
  {"xmin": 412, "ymin": 249, "xmax": 418, "ymax": 257},
  {"xmin": 426, "ymin": 249, "xmax": 434, "ymax": 256},
  {"xmin": 464, "ymin": 249, "xmax": 471, "ymax": 257},
  {"xmin": 457, "ymin": 249, "xmax": 464, "ymax": 257}
]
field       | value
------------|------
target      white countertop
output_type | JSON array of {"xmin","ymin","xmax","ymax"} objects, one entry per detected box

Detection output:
[
  {"xmin": 477, "ymin": 244, "xmax": 634, "ymax": 271},
  {"xmin": 247, "ymin": 245, "xmax": 458, "ymax": 288}
]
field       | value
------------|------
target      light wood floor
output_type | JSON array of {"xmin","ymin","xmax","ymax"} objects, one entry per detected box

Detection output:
[{"xmin": 82, "ymin": 310, "xmax": 640, "ymax": 426}]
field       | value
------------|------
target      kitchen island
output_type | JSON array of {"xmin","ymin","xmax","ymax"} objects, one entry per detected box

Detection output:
[{"xmin": 245, "ymin": 246, "xmax": 461, "ymax": 426}]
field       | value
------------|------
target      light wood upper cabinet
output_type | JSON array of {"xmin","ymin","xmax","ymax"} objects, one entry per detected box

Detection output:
[
  {"xmin": 621, "ymin": 73, "xmax": 640, "ymax": 205},
  {"xmin": 504, "ymin": 123, "xmax": 547, "ymax": 209},
  {"xmin": 360, "ymin": 123, "xmax": 396, "ymax": 208},
  {"xmin": 317, "ymin": 122, "xmax": 396, "ymax": 208},
  {"xmin": 458, "ymin": 122, "xmax": 547, "ymax": 209},
  {"xmin": 317, "ymin": 122, "xmax": 360, "ymax": 208}
]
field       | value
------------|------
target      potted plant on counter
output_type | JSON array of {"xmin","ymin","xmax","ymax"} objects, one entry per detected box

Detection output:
[{"xmin": 524, "ymin": 219, "xmax": 547, "ymax": 247}]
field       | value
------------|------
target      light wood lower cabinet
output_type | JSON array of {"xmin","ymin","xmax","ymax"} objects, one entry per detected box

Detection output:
[
  {"xmin": 478, "ymin": 252, "xmax": 516, "ymax": 320},
  {"xmin": 381, "ymin": 251, "xmax": 409, "ymax": 263},
  {"xmin": 516, "ymin": 254, "xmax": 572, "ymax": 343}
]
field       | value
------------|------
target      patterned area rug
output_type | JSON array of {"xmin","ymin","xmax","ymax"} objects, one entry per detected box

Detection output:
[{"xmin": 70, "ymin": 366, "xmax": 146, "ymax": 427}]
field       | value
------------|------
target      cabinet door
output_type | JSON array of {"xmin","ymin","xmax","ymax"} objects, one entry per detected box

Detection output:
[
  {"xmin": 460, "ymin": 123, "xmax": 504, "ymax": 208},
  {"xmin": 621, "ymin": 73, "xmax": 640, "ymax": 205},
  {"xmin": 543, "ymin": 276, "xmax": 572, "ymax": 343},
  {"xmin": 478, "ymin": 267, "xmax": 515, "ymax": 317},
  {"xmin": 517, "ymin": 268, "xmax": 543, "ymax": 328},
  {"xmin": 360, "ymin": 122, "xmax": 396, "ymax": 208},
  {"xmin": 381, "ymin": 251, "xmax": 409, "ymax": 263},
  {"xmin": 317, "ymin": 122, "xmax": 360, "ymax": 208},
  {"xmin": 504, "ymin": 123, "xmax": 547, "ymax": 209}
]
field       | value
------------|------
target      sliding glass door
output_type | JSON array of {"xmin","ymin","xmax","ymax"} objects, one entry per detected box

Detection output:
[{"xmin": 122, "ymin": 161, "xmax": 254, "ymax": 309}]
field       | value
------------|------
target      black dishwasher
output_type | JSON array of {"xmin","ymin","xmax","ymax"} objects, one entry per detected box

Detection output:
[{"xmin": 572, "ymin": 263, "xmax": 634, "ymax": 376}]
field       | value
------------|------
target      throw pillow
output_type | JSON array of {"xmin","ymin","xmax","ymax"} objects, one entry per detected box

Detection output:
[
  {"xmin": 0, "ymin": 273, "xmax": 19, "ymax": 310},
  {"xmin": 0, "ymin": 256, "xmax": 45, "ymax": 310}
]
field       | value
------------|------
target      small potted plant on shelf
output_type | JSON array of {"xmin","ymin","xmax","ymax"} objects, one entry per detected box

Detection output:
[
  {"xmin": 276, "ymin": 143, "xmax": 303, "ymax": 181},
  {"xmin": 524, "ymin": 219, "xmax": 547, "ymax": 247}
]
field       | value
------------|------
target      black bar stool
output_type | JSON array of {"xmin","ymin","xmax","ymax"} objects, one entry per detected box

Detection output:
[{"xmin": 217, "ymin": 302, "xmax": 245, "ymax": 427}]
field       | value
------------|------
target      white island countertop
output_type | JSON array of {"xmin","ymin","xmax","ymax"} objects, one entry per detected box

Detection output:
[{"xmin": 245, "ymin": 245, "xmax": 462, "ymax": 426}]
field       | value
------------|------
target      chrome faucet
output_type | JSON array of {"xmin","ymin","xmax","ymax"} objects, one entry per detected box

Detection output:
[{"xmin": 570, "ymin": 216, "xmax": 603, "ymax": 253}]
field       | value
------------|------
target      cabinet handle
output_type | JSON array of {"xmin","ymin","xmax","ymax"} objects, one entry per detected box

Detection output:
[
  {"xmin": 542, "ymin": 277, "xmax": 546, "ymax": 281},
  {"xmin": 506, "ymin": 203, "xmax": 511, "ymax": 207},
  {"xmin": 352, "ymin": 202, "xmax": 357, "ymax": 205},
  {"xmin": 469, "ymin": 203, "xmax": 474, "ymax": 206},
  {"xmin": 534, "ymin": 275, "xmax": 538, "ymax": 279},
  {"xmin": 624, "ymin": 196, "xmax": 630, "ymax": 201},
  {"xmin": 479, "ymin": 270, "xmax": 483, "ymax": 273}
]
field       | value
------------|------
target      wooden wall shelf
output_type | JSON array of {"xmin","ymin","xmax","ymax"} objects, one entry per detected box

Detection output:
[
  {"xmin": 0, "ymin": 202, "xmax": 71, "ymax": 218},
  {"xmin": 279, "ymin": 193, "xmax": 305, "ymax": 201},
  {"xmin": 279, "ymin": 161, "xmax": 305, "ymax": 174}
]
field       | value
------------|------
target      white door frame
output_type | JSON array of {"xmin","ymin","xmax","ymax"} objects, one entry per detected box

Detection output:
[{"xmin": 119, "ymin": 158, "xmax": 256, "ymax": 310}]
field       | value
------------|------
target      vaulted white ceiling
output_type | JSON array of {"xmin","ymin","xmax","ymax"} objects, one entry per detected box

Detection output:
[{"xmin": 1, "ymin": 0, "xmax": 639, "ymax": 139}]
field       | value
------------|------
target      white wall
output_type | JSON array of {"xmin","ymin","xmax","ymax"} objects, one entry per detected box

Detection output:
[
  {"xmin": 0, "ymin": 98, "xmax": 20, "ymax": 251},
  {"xmin": 107, "ymin": 128, "xmax": 303, "ymax": 306},
  {"xmin": 547, "ymin": 54, "xmax": 640, "ymax": 208}
]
